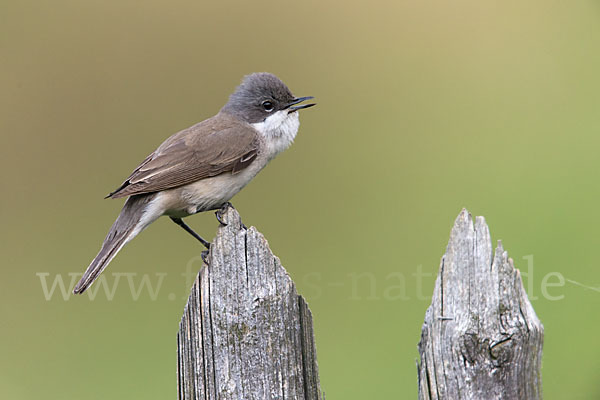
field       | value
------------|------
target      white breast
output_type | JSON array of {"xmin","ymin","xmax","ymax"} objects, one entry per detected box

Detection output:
[{"xmin": 251, "ymin": 110, "xmax": 300, "ymax": 159}]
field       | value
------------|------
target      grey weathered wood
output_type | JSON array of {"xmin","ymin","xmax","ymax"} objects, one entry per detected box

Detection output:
[
  {"xmin": 177, "ymin": 207, "xmax": 322, "ymax": 400},
  {"xmin": 418, "ymin": 209, "xmax": 544, "ymax": 400}
]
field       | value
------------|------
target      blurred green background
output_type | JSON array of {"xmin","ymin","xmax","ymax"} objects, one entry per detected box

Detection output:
[{"xmin": 2, "ymin": 0, "xmax": 599, "ymax": 398}]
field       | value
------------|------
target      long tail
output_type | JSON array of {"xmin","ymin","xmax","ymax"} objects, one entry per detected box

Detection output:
[{"xmin": 73, "ymin": 194, "xmax": 156, "ymax": 294}]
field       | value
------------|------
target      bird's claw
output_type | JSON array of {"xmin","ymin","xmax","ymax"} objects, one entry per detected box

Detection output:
[
  {"xmin": 215, "ymin": 202, "xmax": 234, "ymax": 226},
  {"xmin": 215, "ymin": 202, "xmax": 247, "ymax": 229},
  {"xmin": 201, "ymin": 250, "xmax": 210, "ymax": 264}
]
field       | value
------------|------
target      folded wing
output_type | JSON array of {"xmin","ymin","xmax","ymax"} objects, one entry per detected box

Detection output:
[{"xmin": 108, "ymin": 115, "xmax": 259, "ymax": 199}]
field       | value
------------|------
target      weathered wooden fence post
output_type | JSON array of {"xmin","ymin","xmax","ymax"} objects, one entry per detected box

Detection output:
[
  {"xmin": 177, "ymin": 207, "xmax": 322, "ymax": 400},
  {"xmin": 418, "ymin": 209, "xmax": 544, "ymax": 399}
]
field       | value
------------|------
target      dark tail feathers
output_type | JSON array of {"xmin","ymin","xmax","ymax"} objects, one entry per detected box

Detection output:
[{"xmin": 73, "ymin": 194, "xmax": 154, "ymax": 294}]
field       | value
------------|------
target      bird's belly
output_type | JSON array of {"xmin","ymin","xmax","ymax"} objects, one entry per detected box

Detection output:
[{"xmin": 163, "ymin": 163, "xmax": 265, "ymax": 217}]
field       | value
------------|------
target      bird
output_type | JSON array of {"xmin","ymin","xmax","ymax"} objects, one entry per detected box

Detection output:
[{"xmin": 73, "ymin": 72, "xmax": 315, "ymax": 294}]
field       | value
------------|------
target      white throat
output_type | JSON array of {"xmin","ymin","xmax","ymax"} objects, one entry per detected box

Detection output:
[{"xmin": 252, "ymin": 111, "xmax": 300, "ymax": 158}]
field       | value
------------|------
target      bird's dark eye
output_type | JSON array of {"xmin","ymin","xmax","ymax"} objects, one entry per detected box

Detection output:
[{"xmin": 261, "ymin": 100, "xmax": 274, "ymax": 112}]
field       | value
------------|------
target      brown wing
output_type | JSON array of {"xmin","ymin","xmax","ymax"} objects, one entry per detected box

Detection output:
[{"xmin": 107, "ymin": 115, "xmax": 259, "ymax": 198}]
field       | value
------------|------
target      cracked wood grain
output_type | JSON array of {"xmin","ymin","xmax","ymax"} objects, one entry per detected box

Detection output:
[
  {"xmin": 418, "ymin": 209, "xmax": 544, "ymax": 400},
  {"xmin": 177, "ymin": 207, "xmax": 322, "ymax": 400}
]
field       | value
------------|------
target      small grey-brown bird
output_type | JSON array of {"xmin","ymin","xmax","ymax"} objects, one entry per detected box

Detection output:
[{"xmin": 73, "ymin": 73, "xmax": 315, "ymax": 294}]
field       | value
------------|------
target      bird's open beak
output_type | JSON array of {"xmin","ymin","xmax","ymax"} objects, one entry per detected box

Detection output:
[{"xmin": 286, "ymin": 96, "xmax": 316, "ymax": 113}]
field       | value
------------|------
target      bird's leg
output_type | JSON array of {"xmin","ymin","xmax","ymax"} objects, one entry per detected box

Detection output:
[
  {"xmin": 170, "ymin": 217, "xmax": 211, "ymax": 249},
  {"xmin": 215, "ymin": 202, "xmax": 234, "ymax": 226}
]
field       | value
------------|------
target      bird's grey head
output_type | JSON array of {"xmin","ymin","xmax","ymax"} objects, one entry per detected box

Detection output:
[{"xmin": 221, "ymin": 72, "xmax": 315, "ymax": 124}]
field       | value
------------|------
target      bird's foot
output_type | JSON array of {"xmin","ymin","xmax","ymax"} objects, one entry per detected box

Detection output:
[
  {"xmin": 201, "ymin": 250, "xmax": 210, "ymax": 265},
  {"xmin": 215, "ymin": 202, "xmax": 234, "ymax": 226},
  {"xmin": 215, "ymin": 202, "xmax": 247, "ymax": 229}
]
